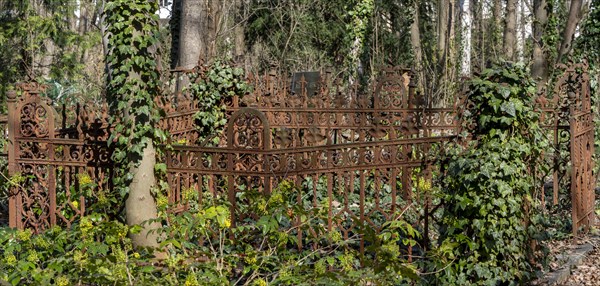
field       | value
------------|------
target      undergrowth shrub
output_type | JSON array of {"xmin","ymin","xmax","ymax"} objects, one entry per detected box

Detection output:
[
  {"xmin": 156, "ymin": 180, "xmax": 421, "ymax": 285},
  {"xmin": 0, "ymin": 214, "xmax": 158, "ymax": 285},
  {"xmin": 0, "ymin": 180, "xmax": 422, "ymax": 285},
  {"xmin": 435, "ymin": 62, "xmax": 548, "ymax": 285}
]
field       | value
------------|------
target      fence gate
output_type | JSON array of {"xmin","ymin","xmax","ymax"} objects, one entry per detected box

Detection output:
[{"xmin": 562, "ymin": 63, "xmax": 596, "ymax": 235}]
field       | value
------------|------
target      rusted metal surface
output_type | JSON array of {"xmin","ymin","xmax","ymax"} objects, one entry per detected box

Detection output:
[
  {"xmin": 0, "ymin": 113, "xmax": 7, "ymax": 225},
  {"xmin": 6, "ymin": 83, "xmax": 113, "ymax": 232},
  {"xmin": 4, "ymin": 64, "xmax": 595, "ymax": 246},
  {"xmin": 164, "ymin": 67, "xmax": 461, "ymax": 147},
  {"xmin": 563, "ymin": 62, "xmax": 596, "ymax": 236},
  {"xmin": 534, "ymin": 81, "xmax": 572, "ymax": 208},
  {"xmin": 164, "ymin": 68, "xmax": 452, "ymax": 251}
]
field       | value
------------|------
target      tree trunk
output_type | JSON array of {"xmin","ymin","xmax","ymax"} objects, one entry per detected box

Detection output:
[
  {"xmin": 101, "ymin": 0, "xmax": 111, "ymax": 84},
  {"xmin": 503, "ymin": 0, "xmax": 518, "ymax": 61},
  {"xmin": 471, "ymin": 0, "xmax": 484, "ymax": 73},
  {"xmin": 179, "ymin": 0, "xmax": 207, "ymax": 68},
  {"xmin": 105, "ymin": 0, "xmax": 163, "ymax": 252},
  {"xmin": 491, "ymin": 0, "xmax": 503, "ymax": 59},
  {"xmin": 437, "ymin": 0, "xmax": 449, "ymax": 65},
  {"xmin": 347, "ymin": 0, "xmax": 374, "ymax": 85},
  {"xmin": 461, "ymin": 0, "xmax": 472, "ymax": 76},
  {"xmin": 434, "ymin": 0, "xmax": 450, "ymax": 103},
  {"xmin": 126, "ymin": 140, "xmax": 162, "ymax": 249},
  {"xmin": 234, "ymin": 0, "xmax": 246, "ymax": 64},
  {"xmin": 532, "ymin": 0, "xmax": 548, "ymax": 82},
  {"xmin": 519, "ymin": 0, "xmax": 529, "ymax": 62},
  {"xmin": 447, "ymin": 0, "xmax": 458, "ymax": 93},
  {"xmin": 207, "ymin": 0, "xmax": 222, "ymax": 59},
  {"xmin": 176, "ymin": 0, "xmax": 223, "ymax": 68},
  {"xmin": 517, "ymin": 0, "xmax": 525, "ymax": 61},
  {"xmin": 557, "ymin": 0, "xmax": 583, "ymax": 63},
  {"xmin": 170, "ymin": 0, "xmax": 183, "ymax": 69},
  {"xmin": 410, "ymin": 0, "xmax": 423, "ymax": 90}
]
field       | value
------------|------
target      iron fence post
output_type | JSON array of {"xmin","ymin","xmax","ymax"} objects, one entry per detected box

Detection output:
[{"xmin": 7, "ymin": 90, "xmax": 17, "ymax": 228}]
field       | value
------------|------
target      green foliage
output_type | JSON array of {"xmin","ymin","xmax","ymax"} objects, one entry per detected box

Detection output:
[
  {"xmin": 365, "ymin": 0, "xmax": 414, "ymax": 68},
  {"xmin": 0, "ymin": 214, "xmax": 157, "ymax": 285},
  {"xmin": 245, "ymin": 0, "xmax": 348, "ymax": 71},
  {"xmin": 0, "ymin": 180, "xmax": 422, "ymax": 285},
  {"xmin": 0, "ymin": 0, "xmax": 103, "ymax": 111},
  {"xmin": 344, "ymin": 0, "xmax": 374, "ymax": 79},
  {"xmin": 462, "ymin": 64, "xmax": 545, "ymax": 140},
  {"xmin": 185, "ymin": 60, "xmax": 251, "ymax": 145},
  {"xmin": 575, "ymin": 0, "xmax": 600, "ymax": 66},
  {"xmin": 543, "ymin": 0, "xmax": 569, "ymax": 66},
  {"xmin": 105, "ymin": 0, "xmax": 166, "ymax": 201},
  {"xmin": 158, "ymin": 180, "xmax": 421, "ymax": 285},
  {"xmin": 436, "ymin": 63, "xmax": 548, "ymax": 285},
  {"xmin": 244, "ymin": 0, "xmax": 414, "ymax": 76}
]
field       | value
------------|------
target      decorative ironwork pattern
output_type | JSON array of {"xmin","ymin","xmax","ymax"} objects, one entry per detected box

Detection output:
[
  {"xmin": 6, "ymin": 85, "xmax": 114, "ymax": 230},
  {"xmin": 1, "ymin": 112, "xmax": 8, "ymax": 224},
  {"xmin": 162, "ymin": 67, "xmax": 461, "ymax": 147},
  {"xmin": 564, "ymin": 62, "xmax": 596, "ymax": 236},
  {"xmin": 5, "ymin": 64, "xmax": 595, "ymax": 247},
  {"xmin": 235, "ymin": 67, "xmax": 460, "ymax": 145}
]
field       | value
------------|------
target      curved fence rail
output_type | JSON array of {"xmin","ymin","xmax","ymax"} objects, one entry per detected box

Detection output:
[{"xmin": 2, "ymin": 64, "xmax": 595, "ymax": 246}]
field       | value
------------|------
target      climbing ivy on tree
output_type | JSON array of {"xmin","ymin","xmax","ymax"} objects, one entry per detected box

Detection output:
[
  {"xmin": 344, "ymin": 0, "xmax": 374, "ymax": 79},
  {"xmin": 104, "ymin": 0, "xmax": 166, "ymax": 228},
  {"xmin": 436, "ymin": 63, "xmax": 548, "ymax": 285}
]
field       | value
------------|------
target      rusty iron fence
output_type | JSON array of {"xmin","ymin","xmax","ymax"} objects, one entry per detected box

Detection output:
[
  {"xmin": 2, "ymin": 64, "xmax": 595, "ymax": 244},
  {"xmin": 561, "ymin": 63, "xmax": 596, "ymax": 234},
  {"xmin": 0, "ymin": 114, "xmax": 7, "ymax": 225},
  {"xmin": 4, "ymin": 83, "xmax": 114, "ymax": 232},
  {"xmin": 164, "ymin": 67, "xmax": 458, "ymax": 251}
]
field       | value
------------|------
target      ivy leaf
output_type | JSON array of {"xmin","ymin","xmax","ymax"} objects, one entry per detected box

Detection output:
[
  {"xmin": 500, "ymin": 102, "xmax": 516, "ymax": 117},
  {"xmin": 499, "ymin": 87, "xmax": 511, "ymax": 99},
  {"xmin": 154, "ymin": 163, "xmax": 167, "ymax": 174}
]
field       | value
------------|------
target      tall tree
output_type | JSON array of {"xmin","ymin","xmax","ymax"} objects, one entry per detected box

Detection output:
[
  {"xmin": 490, "ymin": 0, "xmax": 503, "ymax": 58},
  {"xmin": 461, "ymin": 0, "xmax": 472, "ymax": 76},
  {"xmin": 503, "ymin": 0, "xmax": 518, "ymax": 60},
  {"xmin": 233, "ymin": 0, "xmax": 247, "ymax": 62},
  {"xmin": 470, "ymin": 0, "xmax": 484, "ymax": 73},
  {"xmin": 411, "ymin": 0, "xmax": 424, "ymax": 89},
  {"xmin": 105, "ymin": 0, "xmax": 163, "ymax": 249},
  {"xmin": 346, "ymin": 0, "xmax": 375, "ymax": 83},
  {"xmin": 437, "ymin": 0, "xmax": 450, "ymax": 68},
  {"xmin": 176, "ymin": 0, "xmax": 207, "ymax": 68},
  {"xmin": 557, "ymin": 0, "xmax": 584, "ymax": 62},
  {"xmin": 172, "ymin": 0, "xmax": 225, "ymax": 69},
  {"xmin": 532, "ymin": 0, "xmax": 549, "ymax": 82}
]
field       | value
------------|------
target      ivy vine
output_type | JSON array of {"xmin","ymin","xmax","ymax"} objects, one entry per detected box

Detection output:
[
  {"xmin": 436, "ymin": 62, "xmax": 548, "ymax": 285},
  {"xmin": 185, "ymin": 59, "xmax": 251, "ymax": 145},
  {"xmin": 104, "ymin": 0, "xmax": 166, "ymax": 204},
  {"xmin": 344, "ymin": 0, "xmax": 374, "ymax": 80}
]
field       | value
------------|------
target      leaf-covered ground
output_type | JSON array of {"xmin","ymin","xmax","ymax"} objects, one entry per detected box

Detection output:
[
  {"xmin": 560, "ymin": 238, "xmax": 599, "ymax": 286},
  {"xmin": 533, "ymin": 205, "xmax": 600, "ymax": 285}
]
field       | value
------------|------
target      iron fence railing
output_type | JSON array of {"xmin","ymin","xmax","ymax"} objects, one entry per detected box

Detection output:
[{"xmin": 2, "ymin": 64, "xmax": 595, "ymax": 245}]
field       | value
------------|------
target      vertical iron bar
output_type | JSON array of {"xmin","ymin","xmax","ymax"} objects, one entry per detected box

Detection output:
[{"xmin": 7, "ymin": 90, "xmax": 17, "ymax": 228}]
